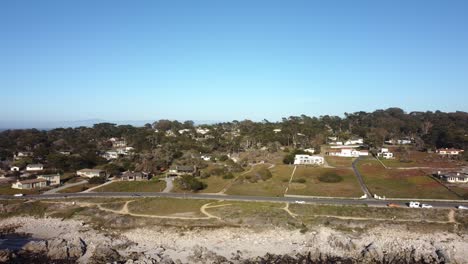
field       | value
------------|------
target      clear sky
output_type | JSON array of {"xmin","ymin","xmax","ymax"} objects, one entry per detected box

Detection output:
[{"xmin": 1, "ymin": 0, "xmax": 468, "ymax": 127}]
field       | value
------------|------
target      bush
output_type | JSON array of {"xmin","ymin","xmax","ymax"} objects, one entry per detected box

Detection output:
[
  {"xmin": 293, "ymin": 178, "xmax": 306, "ymax": 183},
  {"xmin": 318, "ymin": 173, "xmax": 343, "ymax": 183},
  {"xmin": 89, "ymin": 176, "xmax": 107, "ymax": 184},
  {"xmin": 257, "ymin": 167, "xmax": 272, "ymax": 181},
  {"xmin": 222, "ymin": 173, "xmax": 234, "ymax": 179},
  {"xmin": 177, "ymin": 175, "xmax": 206, "ymax": 191}
]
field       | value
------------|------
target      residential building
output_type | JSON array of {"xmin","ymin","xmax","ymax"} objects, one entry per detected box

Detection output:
[
  {"xmin": 294, "ymin": 155, "xmax": 324, "ymax": 165},
  {"xmin": 436, "ymin": 148, "xmax": 464, "ymax": 156},
  {"xmin": 102, "ymin": 151, "xmax": 119, "ymax": 160},
  {"xmin": 196, "ymin": 128, "xmax": 210, "ymax": 135},
  {"xmin": 110, "ymin": 138, "xmax": 127, "ymax": 148},
  {"xmin": 438, "ymin": 172, "xmax": 468, "ymax": 183},
  {"xmin": 328, "ymin": 148, "xmax": 369, "ymax": 157},
  {"xmin": 59, "ymin": 151, "xmax": 71, "ymax": 156},
  {"xmin": 168, "ymin": 165, "xmax": 197, "ymax": 177},
  {"xmin": 304, "ymin": 148, "xmax": 315, "ymax": 154},
  {"xmin": 77, "ymin": 169, "xmax": 106, "ymax": 178},
  {"xmin": 38, "ymin": 174, "xmax": 61, "ymax": 186},
  {"xmin": 344, "ymin": 138, "xmax": 364, "ymax": 146},
  {"xmin": 11, "ymin": 178, "xmax": 47, "ymax": 190},
  {"xmin": 377, "ymin": 148, "xmax": 394, "ymax": 159},
  {"xmin": 14, "ymin": 151, "xmax": 33, "ymax": 160},
  {"xmin": 26, "ymin": 164, "xmax": 44, "ymax": 172},
  {"xmin": 273, "ymin": 129, "xmax": 282, "ymax": 133},
  {"xmin": 120, "ymin": 171, "xmax": 149, "ymax": 181},
  {"xmin": 201, "ymin": 155, "xmax": 211, "ymax": 161}
]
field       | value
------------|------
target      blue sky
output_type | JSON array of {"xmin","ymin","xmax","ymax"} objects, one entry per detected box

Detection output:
[{"xmin": 1, "ymin": 0, "xmax": 468, "ymax": 127}]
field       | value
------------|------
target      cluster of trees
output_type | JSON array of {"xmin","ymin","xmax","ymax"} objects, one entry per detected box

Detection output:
[{"xmin": 0, "ymin": 108, "xmax": 466, "ymax": 174}]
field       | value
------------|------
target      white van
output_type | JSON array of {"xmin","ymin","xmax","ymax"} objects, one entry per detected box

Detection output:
[{"xmin": 408, "ymin": 201, "xmax": 420, "ymax": 208}]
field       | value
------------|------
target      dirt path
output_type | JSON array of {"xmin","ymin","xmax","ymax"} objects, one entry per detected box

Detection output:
[
  {"xmin": 448, "ymin": 210, "xmax": 457, "ymax": 223},
  {"xmin": 162, "ymin": 177, "xmax": 174, "ymax": 193},
  {"xmin": 82, "ymin": 180, "xmax": 115, "ymax": 193},
  {"xmin": 284, "ymin": 166, "xmax": 297, "ymax": 195},
  {"xmin": 282, "ymin": 203, "xmax": 298, "ymax": 218}
]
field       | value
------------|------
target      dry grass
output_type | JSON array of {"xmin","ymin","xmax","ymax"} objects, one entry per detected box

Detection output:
[
  {"xmin": 325, "ymin": 156, "xmax": 355, "ymax": 167},
  {"xmin": 357, "ymin": 159, "xmax": 460, "ymax": 199},
  {"xmin": 225, "ymin": 165, "xmax": 293, "ymax": 196},
  {"xmin": 127, "ymin": 197, "xmax": 211, "ymax": 217},
  {"xmin": 287, "ymin": 167, "xmax": 363, "ymax": 197}
]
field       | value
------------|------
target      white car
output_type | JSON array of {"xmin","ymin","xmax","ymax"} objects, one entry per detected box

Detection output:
[
  {"xmin": 408, "ymin": 201, "xmax": 420, "ymax": 208},
  {"xmin": 294, "ymin": 201, "xmax": 306, "ymax": 204},
  {"xmin": 420, "ymin": 204, "xmax": 433, "ymax": 208},
  {"xmin": 13, "ymin": 193, "xmax": 24, "ymax": 197},
  {"xmin": 457, "ymin": 205, "xmax": 468, "ymax": 210}
]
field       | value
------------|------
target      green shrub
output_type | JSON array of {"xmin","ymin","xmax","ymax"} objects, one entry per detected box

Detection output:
[
  {"xmin": 318, "ymin": 173, "xmax": 343, "ymax": 183},
  {"xmin": 222, "ymin": 173, "xmax": 234, "ymax": 179}
]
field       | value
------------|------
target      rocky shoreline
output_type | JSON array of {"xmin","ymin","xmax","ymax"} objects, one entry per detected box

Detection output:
[{"xmin": 0, "ymin": 217, "xmax": 466, "ymax": 263}]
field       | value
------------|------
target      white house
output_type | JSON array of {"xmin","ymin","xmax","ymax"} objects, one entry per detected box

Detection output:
[
  {"xmin": 436, "ymin": 148, "xmax": 464, "ymax": 156},
  {"xmin": 397, "ymin": 139, "xmax": 412, "ymax": 145},
  {"xmin": 328, "ymin": 148, "xmax": 368, "ymax": 157},
  {"xmin": 77, "ymin": 169, "xmax": 106, "ymax": 178},
  {"xmin": 294, "ymin": 155, "xmax": 324, "ymax": 165},
  {"xmin": 304, "ymin": 148, "xmax": 315, "ymax": 154},
  {"xmin": 26, "ymin": 164, "xmax": 44, "ymax": 172},
  {"xmin": 273, "ymin": 129, "xmax": 282, "ymax": 133},
  {"xmin": 196, "ymin": 128, "xmax": 210, "ymax": 135},
  {"xmin": 14, "ymin": 151, "xmax": 33, "ymax": 160},
  {"xmin": 438, "ymin": 172, "xmax": 468, "ymax": 183},
  {"xmin": 102, "ymin": 151, "xmax": 119, "ymax": 160},
  {"xmin": 11, "ymin": 178, "xmax": 47, "ymax": 190},
  {"xmin": 178, "ymin": 129, "xmax": 191, "ymax": 135},
  {"xmin": 201, "ymin": 155, "xmax": 211, "ymax": 161},
  {"xmin": 377, "ymin": 148, "xmax": 394, "ymax": 159},
  {"xmin": 344, "ymin": 138, "xmax": 364, "ymax": 146},
  {"xmin": 38, "ymin": 174, "xmax": 61, "ymax": 186},
  {"xmin": 10, "ymin": 166, "xmax": 20, "ymax": 172}
]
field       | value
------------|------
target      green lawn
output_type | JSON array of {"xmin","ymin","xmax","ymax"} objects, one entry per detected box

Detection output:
[
  {"xmin": 287, "ymin": 167, "xmax": 363, "ymax": 197},
  {"xmin": 127, "ymin": 197, "xmax": 212, "ymax": 217},
  {"xmin": 225, "ymin": 165, "xmax": 293, "ymax": 197},
  {"xmin": 92, "ymin": 180, "xmax": 166, "ymax": 192},
  {"xmin": 357, "ymin": 159, "xmax": 460, "ymax": 199}
]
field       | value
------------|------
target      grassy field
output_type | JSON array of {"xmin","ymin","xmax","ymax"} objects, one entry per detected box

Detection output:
[
  {"xmin": 324, "ymin": 156, "xmax": 355, "ymax": 167},
  {"xmin": 127, "ymin": 197, "xmax": 212, "ymax": 217},
  {"xmin": 380, "ymin": 151, "xmax": 463, "ymax": 168},
  {"xmin": 199, "ymin": 176, "xmax": 232, "ymax": 193},
  {"xmin": 92, "ymin": 180, "xmax": 166, "ymax": 192},
  {"xmin": 287, "ymin": 167, "xmax": 363, "ymax": 197},
  {"xmin": 357, "ymin": 159, "xmax": 460, "ymax": 199},
  {"xmin": 225, "ymin": 165, "xmax": 293, "ymax": 196}
]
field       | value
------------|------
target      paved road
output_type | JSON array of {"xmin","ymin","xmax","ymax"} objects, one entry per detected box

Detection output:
[
  {"xmin": 352, "ymin": 157, "xmax": 373, "ymax": 199},
  {"xmin": 2, "ymin": 192, "xmax": 467, "ymax": 209},
  {"xmin": 43, "ymin": 180, "xmax": 88, "ymax": 194}
]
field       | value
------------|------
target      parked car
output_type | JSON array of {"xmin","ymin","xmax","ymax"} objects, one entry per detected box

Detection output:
[
  {"xmin": 387, "ymin": 203, "xmax": 400, "ymax": 208},
  {"xmin": 457, "ymin": 205, "xmax": 468, "ymax": 210},
  {"xmin": 420, "ymin": 204, "xmax": 433, "ymax": 208},
  {"xmin": 13, "ymin": 193, "xmax": 24, "ymax": 197},
  {"xmin": 294, "ymin": 201, "xmax": 306, "ymax": 204},
  {"xmin": 408, "ymin": 201, "xmax": 420, "ymax": 208}
]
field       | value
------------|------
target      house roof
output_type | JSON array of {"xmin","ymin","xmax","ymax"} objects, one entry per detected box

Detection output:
[
  {"xmin": 17, "ymin": 178, "xmax": 47, "ymax": 184},
  {"xmin": 38, "ymin": 174, "xmax": 60, "ymax": 178},
  {"xmin": 78, "ymin": 169, "xmax": 104, "ymax": 173},
  {"xmin": 171, "ymin": 165, "xmax": 195, "ymax": 172},
  {"xmin": 437, "ymin": 148, "xmax": 464, "ymax": 152},
  {"xmin": 27, "ymin": 164, "xmax": 43, "ymax": 168}
]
